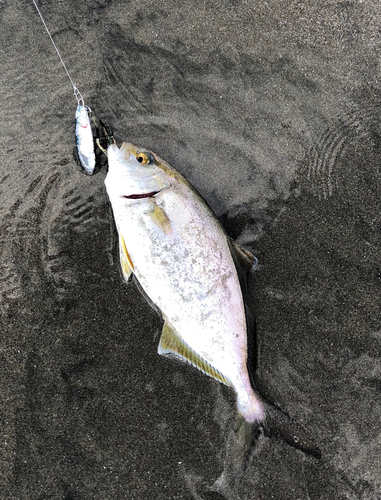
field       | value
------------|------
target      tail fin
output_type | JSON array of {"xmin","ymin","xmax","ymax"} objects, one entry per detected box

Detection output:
[
  {"xmin": 261, "ymin": 400, "xmax": 321, "ymax": 458},
  {"xmin": 236, "ymin": 391, "xmax": 320, "ymax": 457},
  {"xmin": 209, "ymin": 398, "xmax": 320, "ymax": 499}
]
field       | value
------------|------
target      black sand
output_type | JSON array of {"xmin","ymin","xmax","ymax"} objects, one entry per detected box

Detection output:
[{"xmin": 1, "ymin": 1, "xmax": 380, "ymax": 498}]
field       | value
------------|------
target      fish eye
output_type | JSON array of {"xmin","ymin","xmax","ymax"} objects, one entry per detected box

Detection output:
[{"xmin": 136, "ymin": 151, "xmax": 152, "ymax": 165}]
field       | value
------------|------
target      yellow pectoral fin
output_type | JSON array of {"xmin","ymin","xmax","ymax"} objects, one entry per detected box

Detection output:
[
  {"xmin": 158, "ymin": 322, "xmax": 231, "ymax": 386},
  {"xmin": 119, "ymin": 233, "xmax": 134, "ymax": 282},
  {"xmin": 148, "ymin": 205, "xmax": 173, "ymax": 234}
]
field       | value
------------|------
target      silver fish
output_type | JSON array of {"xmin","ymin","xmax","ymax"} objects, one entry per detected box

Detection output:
[
  {"xmin": 75, "ymin": 105, "xmax": 96, "ymax": 175},
  {"xmin": 104, "ymin": 142, "xmax": 264, "ymax": 423}
]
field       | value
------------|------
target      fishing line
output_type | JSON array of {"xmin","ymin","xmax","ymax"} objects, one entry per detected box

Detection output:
[{"xmin": 31, "ymin": 0, "xmax": 85, "ymax": 106}]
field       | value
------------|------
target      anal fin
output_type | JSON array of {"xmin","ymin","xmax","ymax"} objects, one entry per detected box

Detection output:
[
  {"xmin": 119, "ymin": 233, "xmax": 134, "ymax": 282},
  {"xmin": 158, "ymin": 322, "xmax": 231, "ymax": 386}
]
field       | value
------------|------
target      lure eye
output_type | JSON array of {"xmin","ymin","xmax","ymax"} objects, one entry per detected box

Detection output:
[{"xmin": 136, "ymin": 152, "xmax": 152, "ymax": 165}]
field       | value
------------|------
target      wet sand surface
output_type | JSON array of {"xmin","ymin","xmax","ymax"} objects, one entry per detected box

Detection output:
[{"xmin": 1, "ymin": 0, "xmax": 381, "ymax": 498}]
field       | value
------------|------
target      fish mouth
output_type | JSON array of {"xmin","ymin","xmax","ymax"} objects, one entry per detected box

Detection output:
[{"xmin": 122, "ymin": 190, "xmax": 161, "ymax": 200}]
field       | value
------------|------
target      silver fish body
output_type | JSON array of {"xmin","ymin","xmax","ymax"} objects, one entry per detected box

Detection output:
[
  {"xmin": 104, "ymin": 142, "xmax": 264, "ymax": 423},
  {"xmin": 75, "ymin": 105, "xmax": 96, "ymax": 175}
]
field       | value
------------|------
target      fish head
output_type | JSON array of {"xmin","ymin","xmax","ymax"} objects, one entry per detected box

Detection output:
[{"xmin": 105, "ymin": 142, "xmax": 172, "ymax": 200}]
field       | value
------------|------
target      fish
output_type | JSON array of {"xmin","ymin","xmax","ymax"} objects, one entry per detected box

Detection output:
[
  {"xmin": 75, "ymin": 104, "xmax": 96, "ymax": 175},
  {"xmin": 104, "ymin": 141, "xmax": 264, "ymax": 423}
]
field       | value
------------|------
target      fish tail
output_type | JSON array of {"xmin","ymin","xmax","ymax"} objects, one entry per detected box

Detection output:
[
  {"xmin": 237, "ymin": 390, "xmax": 265, "ymax": 424},
  {"xmin": 261, "ymin": 400, "xmax": 321, "ymax": 458}
]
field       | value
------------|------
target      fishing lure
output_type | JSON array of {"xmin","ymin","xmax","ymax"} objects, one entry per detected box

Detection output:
[
  {"xmin": 31, "ymin": 0, "xmax": 96, "ymax": 175},
  {"xmin": 75, "ymin": 104, "xmax": 96, "ymax": 175}
]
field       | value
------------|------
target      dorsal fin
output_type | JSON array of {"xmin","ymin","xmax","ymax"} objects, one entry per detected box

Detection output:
[
  {"xmin": 119, "ymin": 233, "xmax": 134, "ymax": 282},
  {"xmin": 228, "ymin": 238, "xmax": 257, "ymax": 278},
  {"xmin": 227, "ymin": 237, "xmax": 257, "ymax": 389},
  {"xmin": 158, "ymin": 322, "xmax": 231, "ymax": 386}
]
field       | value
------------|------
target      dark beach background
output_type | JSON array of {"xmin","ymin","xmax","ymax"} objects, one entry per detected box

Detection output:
[{"xmin": 1, "ymin": 0, "xmax": 380, "ymax": 498}]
